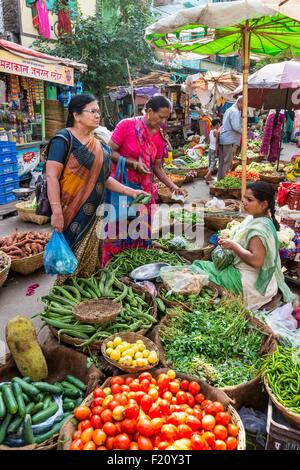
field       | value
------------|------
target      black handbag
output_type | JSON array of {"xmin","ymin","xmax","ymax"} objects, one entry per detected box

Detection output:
[{"xmin": 36, "ymin": 129, "xmax": 73, "ymax": 217}]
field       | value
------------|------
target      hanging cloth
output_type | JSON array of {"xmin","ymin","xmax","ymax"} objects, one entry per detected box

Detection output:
[
  {"xmin": 58, "ymin": 8, "xmax": 72, "ymax": 35},
  {"xmin": 36, "ymin": 0, "xmax": 51, "ymax": 40}
]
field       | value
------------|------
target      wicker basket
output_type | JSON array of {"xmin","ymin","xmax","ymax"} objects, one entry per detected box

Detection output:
[
  {"xmin": 158, "ymin": 186, "xmax": 188, "ymax": 204},
  {"xmin": 152, "ymin": 241, "xmax": 214, "ymax": 263},
  {"xmin": 204, "ymin": 213, "xmax": 245, "ymax": 231},
  {"xmin": 210, "ymin": 186, "xmax": 241, "ymax": 200},
  {"xmin": 73, "ymin": 299, "xmax": 122, "ymax": 324},
  {"xmin": 16, "ymin": 202, "xmax": 50, "ymax": 225},
  {"xmin": 158, "ymin": 282, "xmax": 219, "ymax": 310},
  {"xmin": 58, "ymin": 368, "xmax": 246, "ymax": 451},
  {"xmin": 0, "ymin": 251, "xmax": 11, "ymax": 287},
  {"xmin": 101, "ymin": 332, "xmax": 159, "ymax": 373},
  {"xmin": 260, "ymin": 173, "xmax": 285, "ymax": 187},
  {"xmin": 194, "ymin": 167, "xmax": 209, "ymax": 179},
  {"xmin": 10, "ymin": 251, "xmax": 44, "ymax": 275},
  {"xmin": 264, "ymin": 377, "xmax": 300, "ymax": 429}
]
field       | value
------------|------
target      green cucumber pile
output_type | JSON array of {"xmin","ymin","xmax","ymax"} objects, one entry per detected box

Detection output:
[
  {"xmin": 39, "ymin": 271, "xmax": 157, "ymax": 347},
  {"xmin": 0, "ymin": 375, "xmax": 85, "ymax": 446},
  {"xmin": 107, "ymin": 248, "xmax": 186, "ymax": 278}
]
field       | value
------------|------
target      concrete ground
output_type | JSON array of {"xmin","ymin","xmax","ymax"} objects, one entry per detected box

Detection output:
[{"xmin": 0, "ymin": 142, "xmax": 297, "ymax": 356}]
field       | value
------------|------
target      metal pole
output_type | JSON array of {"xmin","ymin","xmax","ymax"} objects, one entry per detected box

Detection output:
[
  {"xmin": 125, "ymin": 58, "xmax": 136, "ymax": 117},
  {"xmin": 241, "ymin": 21, "xmax": 250, "ymax": 198}
]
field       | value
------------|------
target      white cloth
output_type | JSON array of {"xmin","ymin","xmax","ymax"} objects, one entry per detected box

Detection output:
[
  {"xmin": 236, "ymin": 261, "xmax": 278, "ymax": 311},
  {"xmin": 209, "ymin": 129, "xmax": 217, "ymax": 151}
]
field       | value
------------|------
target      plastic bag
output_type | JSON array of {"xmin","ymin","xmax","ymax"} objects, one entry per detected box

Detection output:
[
  {"xmin": 44, "ymin": 230, "xmax": 78, "ymax": 275},
  {"xmin": 160, "ymin": 265, "xmax": 209, "ymax": 296},
  {"xmin": 205, "ymin": 197, "xmax": 226, "ymax": 210},
  {"xmin": 257, "ymin": 303, "xmax": 300, "ymax": 347},
  {"xmin": 211, "ymin": 245, "xmax": 234, "ymax": 271},
  {"xmin": 238, "ymin": 406, "xmax": 267, "ymax": 448},
  {"xmin": 134, "ymin": 281, "xmax": 157, "ymax": 297}
]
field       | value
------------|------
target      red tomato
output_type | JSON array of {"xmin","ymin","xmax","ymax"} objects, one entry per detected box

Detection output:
[
  {"xmin": 72, "ymin": 430, "xmax": 81, "ymax": 440},
  {"xmin": 193, "ymin": 409, "xmax": 203, "ymax": 421},
  {"xmin": 185, "ymin": 392, "xmax": 195, "ymax": 408},
  {"xmin": 137, "ymin": 435, "xmax": 153, "ymax": 450},
  {"xmin": 121, "ymin": 419, "xmax": 137, "ymax": 434},
  {"xmin": 101, "ymin": 409, "xmax": 113, "ymax": 423},
  {"xmin": 161, "ymin": 424, "xmax": 177, "ymax": 441},
  {"xmin": 125, "ymin": 403, "xmax": 139, "ymax": 420},
  {"xmin": 163, "ymin": 391, "xmax": 173, "ymax": 402},
  {"xmin": 140, "ymin": 395, "xmax": 153, "ymax": 413},
  {"xmin": 96, "ymin": 446, "xmax": 106, "ymax": 450},
  {"xmin": 93, "ymin": 388, "xmax": 105, "ymax": 399},
  {"xmin": 159, "ymin": 399, "xmax": 170, "ymax": 415},
  {"xmin": 91, "ymin": 397, "xmax": 104, "ymax": 407},
  {"xmin": 214, "ymin": 425, "xmax": 228, "ymax": 441},
  {"xmin": 102, "ymin": 422, "xmax": 117, "ymax": 437},
  {"xmin": 83, "ymin": 441, "xmax": 96, "ymax": 450},
  {"xmin": 81, "ymin": 427, "xmax": 94, "ymax": 443},
  {"xmin": 226, "ymin": 436, "xmax": 237, "ymax": 450},
  {"xmin": 137, "ymin": 417, "xmax": 154, "ymax": 437},
  {"xmin": 92, "ymin": 406, "xmax": 104, "ymax": 416},
  {"xmin": 120, "ymin": 385, "xmax": 130, "ymax": 393},
  {"xmin": 151, "ymin": 417, "xmax": 165, "ymax": 434},
  {"xmin": 186, "ymin": 415, "xmax": 201, "ymax": 431},
  {"xmin": 148, "ymin": 388, "xmax": 159, "ymax": 401},
  {"xmin": 92, "ymin": 429, "xmax": 107, "ymax": 446},
  {"xmin": 114, "ymin": 422, "xmax": 122, "ymax": 434},
  {"xmin": 188, "ymin": 381, "xmax": 201, "ymax": 396},
  {"xmin": 157, "ymin": 373, "xmax": 170, "ymax": 389},
  {"xmin": 70, "ymin": 439, "xmax": 83, "ymax": 450},
  {"xmin": 129, "ymin": 380, "xmax": 141, "ymax": 392},
  {"xmin": 107, "ymin": 400, "xmax": 119, "ymax": 411},
  {"xmin": 125, "ymin": 377, "xmax": 133, "ymax": 386},
  {"xmin": 215, "ymin": 412, "xmax": 231, "ymax": 427},
  {"xmin": 227, "ymin": 423, "xmax": 239, "ymax": 437},
  {"xmin": 204, "ymin": 402, "xmax": 218, "ymax": 416},
  {"xmin": 195, "ymin": 393, "xmax": 205, "ymax": 404},
  {"xmin": 202, "ymin": 414, "xmax": 216, "ymax": 431},
  {"xmin": 116, "ymin": 394, "xmax": 128, "ymax": 406},
  {"xmin": 110, "ymin": 376, "xmax": 125, "ymax": 386},
  {"xmin": 127, "ymin": 393, "xmax": 137, "ymax": 402},
  {"xmin": 90, "ymin": 415, "xmax": 102, "ymax": 430},
  {"xmin": 167, "ymin": 412, "xmax": 187, "ymax": 426},
  {"xmin": 179, "ymin": 380, "xmax": 189, "ymax": 391},
  {"xmin": 213, "ymin": 402, "xmax": 225, "ymax": 413},
  {"xmin": 191, "ymin": 434, "xmax": 209, "ymax": 450},
  {"xmin": 176, "ymin": 391, "xmax": 187, "ymax": 405},
  {"xmin": 74, "ymin": 406, "xmax": 91, "ymax": 421},
  {"xmin": 114, "ymin": 433, "xmax": 131, "ymax": 450},
  {"xmin": 177, "ymin": 424, "xmax": 193, "ymax": 439},
  {"xmin": 129, "ymin": 442, "xmax": 139, "ymax": 450},
  {"xmin": 112, "ymin": 405, "xmax": 125, "ymax": 422},
  {"xmin": 169, "ymin": 381, "xmax": 180, "ymax": 394},
  {"xmin": 140, "ymin": 379, "xmax": 151, "ymax": 393},
  {"xmin": 78, "ymin": 420, "xmax": 91, "ymax": 432},
  {"xmin": 135, "ymin": 391, "xmax": 146, "ymax": 404},
  {"xmin": 111, "ymin": 383, "xmax": 121, "ymax": 395},
  {"xmin": 139, "ymin": 372, "xmax": 153, "ymax": 382},
  {"xmin": 148, "ymin": 403, "xmax": 162, "ymax": 419},
  {"xmin": 105, "ymin": 436, "xmax": 115, "ymax": 450},
  {"xmin": 157, "ymin": 441, "xmax": 172, "ymax": 450},
  {"xmin": 201, "ymin": 399, "xmax": 213, "ymax": 410},
  {"xmin": 212, "ymin": 439, "xmax": 227, "ymax": 450},
  {"xmin": 202, "ymin": 431, "xmax": 215, "ymax": 447}
]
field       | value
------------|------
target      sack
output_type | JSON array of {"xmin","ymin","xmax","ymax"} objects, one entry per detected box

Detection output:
[
  {"xmin": 35, "ymin": 130, "xmax": 73, "ymax": 217},
  {"xmin": 105, "ymin": 156, "xmax": 141, "ymax": 222},
  {"xmin": 44, "ymin": 230, "xmax": 78, "ymax": 275},
  {"xmin": 211, "ymin": 245, "xmax": 234, "ymax": 271}
]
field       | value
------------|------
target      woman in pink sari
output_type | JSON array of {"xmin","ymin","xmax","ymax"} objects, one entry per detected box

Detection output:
[{"xmin": 102, "ymin": 95, "xmax": 184, "ymax": 266}]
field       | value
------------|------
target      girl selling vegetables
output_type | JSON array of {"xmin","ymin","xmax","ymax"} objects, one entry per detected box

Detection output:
[
  {"xmin": 194, "ymin": 182, "xmax": 296, "ymax": 311},
  {"xmin": 102, "ymin": 95, "xmax": 185, "ymax": 266},
  {"xmin": 46, "ymin": 95, "xmax": 147, "ymax": 279}
]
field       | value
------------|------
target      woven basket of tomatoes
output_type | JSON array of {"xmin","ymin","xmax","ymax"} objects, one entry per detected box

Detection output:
[{"xmin": 58, "ymin": 368, "xmax": 246, "ymax": 451}]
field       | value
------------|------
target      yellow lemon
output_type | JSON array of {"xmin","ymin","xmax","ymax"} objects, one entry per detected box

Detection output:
[
  {"xmin": 106, "ymin": 348, "xmax": 114, "ymax": 357},
  {"xmin": 110, "ymin": 349, "xmax": 121, "ymax": 361},
  {"xmin": 143, "ymin": 349, "xmax": 150, "ymax": 358},
  {"xmin": 119, "ymin": 357, "xmax": 125, "ymax": 364},
  {"xmin": 116, "ymin": 344, "xmax": 127, "ymax": 353},
  {"xmin": 136, "ymin": 358, "xmax": 146, "ymax": 367},
  {"xmin": 136, "ymin": 340, "xmax": 144, "ymax": 345},
  {"xmin": 106, "ymin": 341, "xmax": 114, "ymax": 349},
  {"xmin": 125, "ymin": 348, "xmax": 135, "ymax": 357},
  {"xmin": 122, "ymin": 355, "xmax": 132, "ymax": 366},
  {"xmin": 148, "ymin": 351, "xmax": 158, "ymax": 365},
  {"xmin": 138, "ymin": 343, "xmax": 146, "ymax": 352},
  {"xmin": 132, "ymin": 360, "xmax": 137, "ymax": 367},
  {"xmin": 131, "ymin": 345, "xmax": 139, "ymax": 354},
  {"xmin": 113, "ymin": 336, "xmax": 122, "ymax": 347},
  {"xmin": 135, "ymin": 351, "xmax": 143, "ymax": 359}
]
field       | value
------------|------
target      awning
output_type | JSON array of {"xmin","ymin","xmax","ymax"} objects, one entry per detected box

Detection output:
[{"xmin": 0, "ymin": 39, "xmax": 87, "ymax": 87}]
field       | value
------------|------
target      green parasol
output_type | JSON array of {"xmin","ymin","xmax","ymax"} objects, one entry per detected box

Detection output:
[{"xmin": 145, "ymin": 0, "xmax": 300, "ymax": 195}]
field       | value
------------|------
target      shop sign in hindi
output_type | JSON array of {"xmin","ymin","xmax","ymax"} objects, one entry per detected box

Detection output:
[{"xmin": 0, "ymin": 50, "xmax": 74, "ymax": 86}]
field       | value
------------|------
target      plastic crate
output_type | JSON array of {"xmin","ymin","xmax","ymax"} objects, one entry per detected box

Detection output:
[
  {"xmin": 0, "ymin": 153, "xmax": 17, "ymax": 165},
  {"xmin": 0, "ymin": 180, "xmax": 19, "ymax": 196},
  {"xmin": 0, "ymin": 172, "xmax": 19, "ymax": 185},
  {"xmin": 266, "ymin": 399, "xmax": 300, "ymax": 450},
  {"xmin": 0, "ymin": 162, "xmax": 19, "ymax": 176},
  {"xmin": 0, "ymin": 193, "xmax": 16, "ymax": 205},
  {"xmin": 0, "ymin": 141, "xmax": 17, "ymax": 155}
]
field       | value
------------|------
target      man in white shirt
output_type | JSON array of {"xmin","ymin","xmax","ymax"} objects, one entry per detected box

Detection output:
[{"xmin": 218, "ymin": 96, "xmax": 243, "ymax": 180}]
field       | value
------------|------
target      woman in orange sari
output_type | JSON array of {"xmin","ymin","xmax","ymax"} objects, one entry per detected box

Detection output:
[{"xmin": 46, "ymin": 94, "xmax": 146, "ymax": 278}]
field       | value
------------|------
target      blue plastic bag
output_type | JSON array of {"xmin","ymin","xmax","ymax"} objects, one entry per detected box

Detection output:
[{"xmin": 44, "ymin": 231, "xmax": 78, "ymax": 275}]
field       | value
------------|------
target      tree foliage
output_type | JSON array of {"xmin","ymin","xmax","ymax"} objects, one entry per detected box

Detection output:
[
  {"xmin": 254, "ymin": 49, "xmax": 294, "ymax": 71},
  {"xmin": 34, "ymin": 0, "xmax": 155, "ymax": 97}
]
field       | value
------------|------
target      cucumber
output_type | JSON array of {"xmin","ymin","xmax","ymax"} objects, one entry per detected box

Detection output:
[
  {"xmin": 12, "ymin": 382, "xmax": 26, "ymax": 418},
  {"xmin": 63, "ymin": 401, "xmax": 75, "ymax": 412},
  {"xmin": 22, "ymin": 393, "xmax": 30, "ymax": 405},
  {"xmin": 23, "ymin": 414, "xmax": 35, "ymax": 445},
  {"xmin": 2, "ymin": 384, "xmax": 18, "ymax": 415},
  {"xmin": 33, "ymin": 393, "xmax": 44, "ymax": 404},
  {"xmin": 0, "ymin": 392, "xmax": 6, "ymax": 419},
  {"xmin": 34, "ymin": 412, "xmax": 73, "ymax": 445},
  {"xmin": 34, "ymin": 382, "xmax": 63, "ymax": 395},
  {"xmin": 31, "ymin": 402, "xmax": 44, "ymax": 415},
  {"xmin": 12, "ymin": 377, "xmax": 39, "ymax": 399},
  {"xmin": 7, "ymin": 415, "xmax": 24, "ymax": 435},
  {"xmin": 65, "ymin": 375, "xmax": 86, "ymax": 392},
  {"xmin": 0, "ymin": 414, "xmax": 13, "ymax": 444},
  {"xmin": 43, "ymin": 396, "xmax": 52, "ymax": 410},
  {"xmin": 26, "ymin": 402, "xmax": 36, "ymax": 416},
  {"xmin": 62, "ymin": 388, "xmax": 82, "ymax": 399},
  {"xmin": 23, "ymin": 377, "xmax": 33, "ymax": 383},
  {"xmin": 31, "ymin": 402, "xmax": 59, "ymax": 425}
]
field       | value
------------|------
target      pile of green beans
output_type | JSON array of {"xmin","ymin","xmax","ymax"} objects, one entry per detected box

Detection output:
[
  {"xmin": 38, "ymin": 271, "xmax": 157, "ymax": 349},
  {"xmin": 107, "ymin": 248, "xmax": 186, "ymax": 278},
  {"xmin": 260, "ymin": 346, "xmax": 300, "ymax": 414}
]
